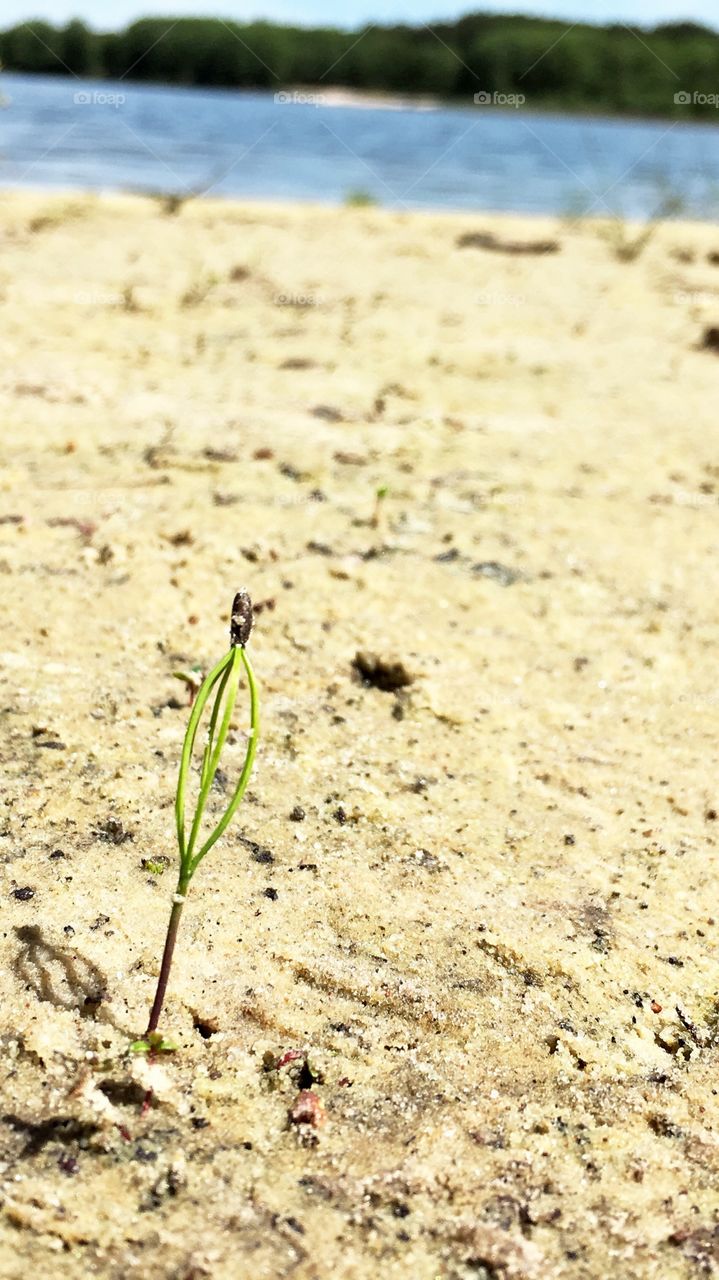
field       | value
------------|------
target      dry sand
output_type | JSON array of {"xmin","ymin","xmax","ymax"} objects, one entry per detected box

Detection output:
[{"xmin": 1, "ymin": 191, "xmax": 719, "ymax": 1279}]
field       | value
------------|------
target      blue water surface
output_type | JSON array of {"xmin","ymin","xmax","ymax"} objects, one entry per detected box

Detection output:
[{"xmin": 1, "ymin": 72, "xmax": 719, "ymax": 218}]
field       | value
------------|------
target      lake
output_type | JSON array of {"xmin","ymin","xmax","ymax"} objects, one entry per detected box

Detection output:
[{"xmin": 1, "ymin": 71, "xmax": 719, "ymax": 219}]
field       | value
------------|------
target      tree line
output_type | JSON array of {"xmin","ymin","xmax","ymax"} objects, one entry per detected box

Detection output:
[{"xmin": 1, "ymin": 15, "xmax": 718, "ymax": 118}]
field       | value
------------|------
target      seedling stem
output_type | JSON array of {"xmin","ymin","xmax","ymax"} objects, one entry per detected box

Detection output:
[{"xmin": 142, "ymin": 592, "xmax": 259, "ymax": 1042}]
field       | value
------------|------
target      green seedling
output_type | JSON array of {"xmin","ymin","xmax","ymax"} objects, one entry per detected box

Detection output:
[
  {"xmin": 371, "ymin": 484, "xmax": 389, "ymax": 532},
  {"xmin": 180, "ymin": 272, "xmax": 219, "ymax": 309},
  {"xmin": 173, "ymin": 665, "xmax": 204, "ymax": 705},
  {"xmin": 135, "ymin": 590, "xmax": 259, "ymax": 1051},
  {"xmin": 345, "ymin": 188, "xmax": 377, "ymax": 208},
  {"xmin": 130, "ymin": 1031, "xmax": 179, "ymax": 1055},
  {"xmin": 142, "ymin": 857, "xmax": 169, "ymax": 876}
]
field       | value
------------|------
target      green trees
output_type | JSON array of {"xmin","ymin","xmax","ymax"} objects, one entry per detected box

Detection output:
[
  {"xmin": 1, "ymin": 14, "xmax": 718, "ymax": 119},
  {"xmin": 0, "ymin": 19, "xmax": 98, "ymax": 77},
  {"xmin": 343, "ymin": 27, "xmax": 457, "ymax": 95},
  {"xmin": 281, "ymin": 26, "xmax": 352, "ymax": 87},
  {"xmin": 1, "ymin": 22, "xmax": 64, "ymax": 75},
  {"xmin": 61, "ymin": 20, "xmax": 99, "ymax": 77}
]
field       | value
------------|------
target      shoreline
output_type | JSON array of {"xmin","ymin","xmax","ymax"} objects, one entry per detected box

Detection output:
[
  {"xmin": 4, "ymin": 68, "xmax": 719, "ymax": 128},
  {"xmin": 0, "ymin": 186, "xmax": 717, "ymax": 231},
  {"xmin": 286, "ymin": 86, "xmax": 440, "ymax": 111}
]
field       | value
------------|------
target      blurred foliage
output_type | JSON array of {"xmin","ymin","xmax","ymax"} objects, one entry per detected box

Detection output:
[{"xmin": 1, "ymin": 15, "xmax": 718, "ymax": 117}]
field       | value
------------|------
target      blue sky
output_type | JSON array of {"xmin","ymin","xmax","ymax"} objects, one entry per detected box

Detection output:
[{"xmin": 1, "ymin": 1, "xmax": 717, "ymax": 29}]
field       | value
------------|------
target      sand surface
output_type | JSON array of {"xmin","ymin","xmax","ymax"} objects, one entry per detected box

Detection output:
[{"xmin": 1, "ymin": 191, "xmax": 719, "ymax": 1279}]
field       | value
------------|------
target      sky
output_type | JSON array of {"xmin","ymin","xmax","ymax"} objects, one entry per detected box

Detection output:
[{"xmin": 0, "ymin": 1, "xmax": 717, "ymax": 30}]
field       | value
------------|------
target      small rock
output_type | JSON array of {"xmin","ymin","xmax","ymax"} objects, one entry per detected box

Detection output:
[
  {"xmin": 288, "ymin": 1090, "xmax": 326, "ymax": 1128},
  {"xmin": 280, "ymin": 358, "xmax": 316, "ymax": 371},
  {"xmin": 311, "ymin": 405, "xmax": 343, "ymax": 422},
  {"xmin": 353, "ymin": 651, "xmax": 415, "ymax": 692},
  {"xmin": 457, "ymin": 230, "xmax": 559, "ymax": 255},
  {"xmin": 238, "ymin": 836, "xmax": 274, "ymax": 864},
  {"xmin": 279, "ymin": 462, "xmax": 303, "ymax": 481},
  {"xmin": 203, "ymin": 446, "xmax": 238, "ymax": 463},
  {"xmin": 700, "ymin": 326, "xmax": 719, "ymax": 354},
  {"xmin": 93, "ymin": 818, "xmax": 133, "ymax": 845},
  {"xmin": 473, "ymin": 561, "xmax": 524, "ymax": 587},
  {"xmin": 414, "ymin": 849, "xmax": 441, "ymax": 871},
  {"xmin": 333, "ymin": 451, "xmax": 367, "ymax": 465}
]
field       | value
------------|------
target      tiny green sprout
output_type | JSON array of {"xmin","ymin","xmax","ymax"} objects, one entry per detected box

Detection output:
[
  {"xmin": 371, "ymin": 484, "xmax": 390, "ymax": 532},
  {"xmin": 344, "ymin": 188, "xmax": 377, "ymax": 208},
  {"xmin": 130, "ymin": 1032, "xmax": 178, "ymax": 1056},
  {"xmin": 142, "ymin": 858, "xmax": 168, "ymax": 876},
  {"xmin": 143, "ymin": 590, "xmax": 259, "ymax": 1042},
  {"xmin": 173, "ymin": 666, "xmax": 204, "ymax": 705}
]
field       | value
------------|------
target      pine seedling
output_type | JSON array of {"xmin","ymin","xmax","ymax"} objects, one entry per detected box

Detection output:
[
  {"xmin": 133, "ymin": 590, "xmax": 259, "ymax": 1053},
  {"xmin": 371, "ymin": 484, "xmax": 389, "ymax": 531}
]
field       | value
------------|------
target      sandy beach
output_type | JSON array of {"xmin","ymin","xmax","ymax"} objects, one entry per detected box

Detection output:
[{"xmin": 2, "ymin": 190, "xmax": 719, "ymax": 1279}]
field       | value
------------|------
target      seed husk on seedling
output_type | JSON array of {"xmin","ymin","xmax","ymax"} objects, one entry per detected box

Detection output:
[{"xmin": 131, "ymin": 590, "xmax": 259, "ymax": 1055}]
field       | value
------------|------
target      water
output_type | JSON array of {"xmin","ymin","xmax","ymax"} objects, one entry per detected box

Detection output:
[{"xmin": 2, "ymin": 71, "xmax": 719, "ymax": 219}]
